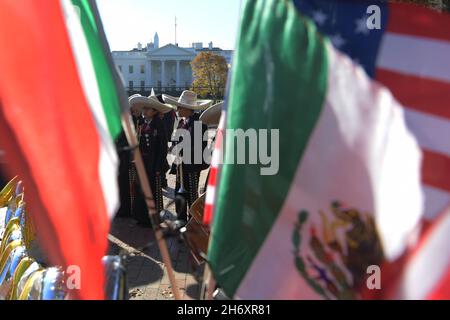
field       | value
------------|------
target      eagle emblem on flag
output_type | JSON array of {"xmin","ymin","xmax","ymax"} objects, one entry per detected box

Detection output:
[{"xmin": 293, "ymin": 201, "xmax": 384, "ymax": 299}]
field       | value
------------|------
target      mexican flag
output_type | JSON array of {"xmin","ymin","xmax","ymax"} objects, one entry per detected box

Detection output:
[
  {"xmin": 208, "ymin": 0, "xmax": 425, "ymax": 299},
  {"xmin": 0, "ymin": 0, "xmax": 124, "ymax": 299}
]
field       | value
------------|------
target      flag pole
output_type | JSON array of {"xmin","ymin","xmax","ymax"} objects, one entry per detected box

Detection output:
[
  {"xmin": 201, "ymin": 262, "xmax": 216, "ymax": 300},
  {"xmin": 207, "ymin": 267, "xmax": 216, "ymax": 300},
  {"xmin": 201, "ymin": 126, "xmax": 231, "ymax": 301},
  {"xmin": 121, "ymin": 114, "xmax": 182, "ymax": 300},
  {"xmin": 201, "ymin": 114, "xmax": 226, "ymax": 300},
  {"xmin": 201, "ymin": 217, "xmax": 217, "ymax": 300}
]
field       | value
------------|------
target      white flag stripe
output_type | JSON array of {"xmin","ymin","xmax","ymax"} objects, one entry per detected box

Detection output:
[
  {"xmin": 211, "ymin": 147, "xmax": 221, "ymax": 167},
  {"xmin": 377, "ymin": 33, "xmax": 450, "ymax": 84},
  {"xmin": 211, "ymin": 121, "xmax": 224, "ymax": 166},
  {"xmin": 61, "ymin": 0, "xmax": 119, "ymax": 217},
  {"xmin": 205, "ymin": 186, "xmax": 216, "ymax": 205},
  {"xmin": 398, "ymin": 207, "xmax": 450, "ymax": 299},
  {"xmin": 404, "ymin": 108, "xmax": 450, "ymax": 157},
  {"xmin": 423, "ymin": 185, "xmax": 450, "ymax": 221}
]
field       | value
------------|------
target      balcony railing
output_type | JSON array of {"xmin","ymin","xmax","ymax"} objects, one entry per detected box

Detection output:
[
  {"xmin": 126, "ymin": 86, "xmax": 190, "ymax": 96},
  {"xmin": 126, "ymin": 86, "xmax": 226, "ymax": 99}
]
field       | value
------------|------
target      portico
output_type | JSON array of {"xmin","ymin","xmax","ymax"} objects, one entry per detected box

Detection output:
[{"xmin": 145, "ymin": 44, "xmax": 195, "ymax": 90}]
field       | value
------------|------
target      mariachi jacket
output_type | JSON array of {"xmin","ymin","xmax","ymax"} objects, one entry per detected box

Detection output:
[
  {"xmin": 156, "ymin": 94, "xmax": 176, "ymax": 141},
  {"xmin": 160, "ymin": 110, "xmax": 176, "ymax": 174},
  {"xmin": 172, "ymin": 112, "xmax": 209, "ymax": 174},
  {"xmin": 115, "ymin": 115, "xmax": 144, "ymax": 167},
  {"xmin": 139, "ymin": 116, "xmax": 168, "ymax": 174}
]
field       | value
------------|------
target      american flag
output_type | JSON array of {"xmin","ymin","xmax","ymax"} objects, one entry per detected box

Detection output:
[
  {"xmin": 293, "ymin": 0, "xmax": 450, "ymax": 299},
  {"xmin": 294, "ymin": 0, "xmax": 450, "ymax": 223}
]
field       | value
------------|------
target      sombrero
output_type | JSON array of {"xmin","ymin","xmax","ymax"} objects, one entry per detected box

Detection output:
[
  {"xmin": 129, "ymin": 91, "xmax": 175, "ymax": 114},
  {"xmin": 148, "ymin": 89, "xmax": 176, "ymax": 114},
  {"xmin": 128, "ymin": 94, "xmax": 148, "ymax": 112},
  {"xmin": 199, "ymin": 102, "xmax": 223, "ymax": 126},
  {"xmin": 162, "ymin": 90, "xmax": 212, "ymax": 111}
]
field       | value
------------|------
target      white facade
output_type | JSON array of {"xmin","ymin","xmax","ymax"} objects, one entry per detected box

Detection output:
[{"xmin": 112, "ymin": 33, "xmax": 233, "ymax": 91}]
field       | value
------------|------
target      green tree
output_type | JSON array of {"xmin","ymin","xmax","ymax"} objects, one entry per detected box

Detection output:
[{"xmin": 191, "ymin": 52, "xmax": 229, "ymax": 100}]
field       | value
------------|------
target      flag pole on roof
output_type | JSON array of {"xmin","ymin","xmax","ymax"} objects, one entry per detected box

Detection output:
[{"xmin": 87, "ymin": 0, "xmax": 182, "ymax": 300}]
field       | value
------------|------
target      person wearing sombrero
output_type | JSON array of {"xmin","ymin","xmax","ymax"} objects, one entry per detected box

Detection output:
[
  {"xmin": 115, "ymin": 99, "xmax": 144, "ymax": 218},
  {"xmin": 152, "ymin": 89, "xmax": 176, "ymax": 190},
  {"xmin": 128, "ymin": 93, "xmax": 175, "ymax": 226},
  {"xmin": 199, "ymin": 101, "xmax": 223, "ymax": 129},
  {"xmin": 163, "ymin": 90, "xmax": 212, "ymax": 222}
]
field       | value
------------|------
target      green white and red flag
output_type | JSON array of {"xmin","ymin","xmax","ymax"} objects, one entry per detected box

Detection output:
[{"xmin": 207, "ymin": 0, "xmax": 429, "ymax": 299}]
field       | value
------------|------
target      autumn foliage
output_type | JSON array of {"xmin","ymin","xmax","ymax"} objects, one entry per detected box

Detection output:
[{"xmin": 191, "ymin": 52, "xmax": 228, "ymax": 100}]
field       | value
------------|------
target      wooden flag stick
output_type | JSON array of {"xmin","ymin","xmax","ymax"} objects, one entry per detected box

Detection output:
[
  {"xmin": 121, "ymin": 113, "xmax": 182, "ymax": 300},
  {"xmin": 200, "ymin": 264, "xmax": 216, "ymax": 300},
  {"xmin": 200, "ymin": 206, "xmax": 216, "ymax": 300},
  {"xmin": 206, "ymin": 266, "xmax": 216, "ymax": 300}
]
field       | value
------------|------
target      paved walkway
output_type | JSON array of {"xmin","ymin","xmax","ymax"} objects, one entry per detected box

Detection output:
[{"xmin": 107, "ymin": 170, "xmax": 208, "ymax": 300}]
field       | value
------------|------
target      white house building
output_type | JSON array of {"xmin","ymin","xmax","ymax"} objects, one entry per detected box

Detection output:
[{"xmin": 112, "ymin": 33, "xmax": 233, "ymax": 94}]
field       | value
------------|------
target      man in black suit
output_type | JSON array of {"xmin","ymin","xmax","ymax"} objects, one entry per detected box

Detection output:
[
  {"xmin": 127, "ymin": 93, "xmax": 175, "ymax": 226},
  {"xmin": 163, "ymin": 91, "xmax": 212, "ymax": 222},
  {"xmin": 114, "ymin": 104, "xmax": 144, "ymax": 218},
  {"xmin": 157, "ymin": 94, "xmax": 176, "ymax": 189}
]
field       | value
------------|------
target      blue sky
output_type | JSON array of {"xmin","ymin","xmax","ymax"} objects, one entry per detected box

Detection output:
[{"xmin": 97, "ymin": 0, "xmax": 242, "ymax": 51}]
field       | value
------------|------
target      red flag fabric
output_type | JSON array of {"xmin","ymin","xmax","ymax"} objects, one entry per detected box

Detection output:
[{"xmin": 0, "ymin": 0, "xmax": 117, "ymax": 299}]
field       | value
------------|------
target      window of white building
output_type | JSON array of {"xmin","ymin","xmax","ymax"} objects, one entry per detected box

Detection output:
[
  {"xmin": 129, "ymin": 65, "xmax": 134, "ymax": 74},
  {"xmin": 129, "ymin": 81, "xmax": 133, "ymax": 90},
  {"xmin": 140, "ymin": 65, "xmax": 145, "ymax": 74}
]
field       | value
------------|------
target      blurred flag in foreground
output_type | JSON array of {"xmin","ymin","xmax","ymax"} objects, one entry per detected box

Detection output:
[
  {"xmin": 292, "ymin": 0, "xmax": 450, "ymax": 300},
  {"xmin": 0, "ymin": 0, "xmax": 124, "ymax": 299},
  {"xmin": 294, "ymin": 0, "xmax": 450, "ymax": 231},
  {"xmin": 207, "ymin": 0, "xmax": 427, "ymax": 299}
]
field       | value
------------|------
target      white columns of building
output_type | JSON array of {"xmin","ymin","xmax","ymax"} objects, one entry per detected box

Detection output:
[
  {"xmin": 146, "ymin": 60, "xmax": 152, "ymax": 87},
  {"xmin": 176, "ymin": 60, "xmax": 180, "ymax": 88},
  {"xmin": 161, "ymin": 60, "xmax": 165, "ymax": 88},
  {"xmin": 147, "ymin": 58, "xmax": 190, "ymax": 89}
]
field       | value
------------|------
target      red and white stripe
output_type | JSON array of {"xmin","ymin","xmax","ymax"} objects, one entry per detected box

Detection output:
[
  {"xmin": 394, "ymin": 206, "xmax": 450, "ymax": 299},
  {"xmin": 376, "ymin": 4, "xmax": 450, "ymax": 222},
  {"xmin": 203, "ymin": 112, "xmax": 225, "ymax": 226},
  {"xmin": 375, "ymin": 4, "xmax": 450, "ymax": 299}
]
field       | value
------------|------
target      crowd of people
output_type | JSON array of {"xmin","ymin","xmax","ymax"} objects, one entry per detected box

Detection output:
[{"xmin": 115, "ymin": 89, "xmax": 222, "ymax": 227}]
